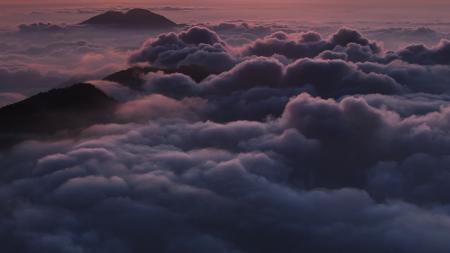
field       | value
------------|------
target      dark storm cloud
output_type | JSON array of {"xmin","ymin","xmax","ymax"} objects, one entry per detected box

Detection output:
[
  {"xmin": 201, "ymin": 57, "xmax": 284, "ymax": 94},
  {"xmin": 209, "ymin": 57, "xmax": 404, "ymax": 99},
  {"xmin": 317, "ymin": 43, "xmax": 386, "ymax": 63},
  {"xmin": 280, "ymin": 93, "xmax": 450, "ymax": 192},
  {"xmin": 129, "ymin": 27, "xmax": 237, "ymax": 74},
  {"xmin": 131, "ymin": 56, "xmax": 407, "ymax": 122},
  {"xmin": 125, "ymin": 26, "xmax": 450, "ymax": 103},
  {"xmin": 357, "ymin": 61, "xmax": 450, "ymax": 94},
  {"xmin": 179, "ymin": 26, "xmax": 223, "ymax": 45},
  {"xmin": 142, "ymin": 56, "xmax": 406, "ymax": 100},
  {"xmin": 3, "ymin": 25, "xmax": 450, "ymax": 253},
  {"xmin": 124, "ymin": 38, "xmax": 450, "ymax": 119},
  {"xmin": 4, "ymin": 100, "xmax": 450, "ymax": 252},
  {"xmin": 394, "ymin": 39, "xmax": 450, "ymax": 65},
  {"xmin": 282, "ymin": 58, "xmax": 404, "ymax": 97},
  {"xmin": 244, "ymin": 28, "xmax": 381, "ymax": 60},
  {"xmin": 243, "ymin": 28, "xmax": 450, "ymax": 67}
]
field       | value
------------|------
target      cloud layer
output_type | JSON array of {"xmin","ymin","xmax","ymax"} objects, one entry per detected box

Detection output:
[{"xmin": 2, "ymin": 24, "xmax": 450, "ymax": 253}]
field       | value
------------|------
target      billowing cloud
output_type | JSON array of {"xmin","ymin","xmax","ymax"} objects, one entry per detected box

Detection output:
[
  {"xmin": 244, "ymin": 28, "xmax": 381, "ymax": 60},
  {"xmin": 129, "ymin": 27, "xmax": 237, "ymax": 74},
  {"xmin": 395, "ymin": 39, "xmax": 450, "ymax": 65},
  {"xmin": 282, "ymin": 58, "xmax": 404, "ymax": 97},
  {"xmin": 4, "ymin": 94, "xmax": 450, "ymax": 252},
  {"xmin": 358, "ymin": 61, "xmax": 450, "ymax": 94},
  {"xmin": 2, "ymin": 24, "xmax": 450, "ymax": 253}
]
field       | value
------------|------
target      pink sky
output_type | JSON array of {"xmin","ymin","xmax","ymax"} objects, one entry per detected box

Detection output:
[
  {"xmin": 1, "ymin": 0, "xmax": 449, "ymax": 7},
  {"xmin": 0, "ymin": 0, "xmax": 447, "ymax": 28}
]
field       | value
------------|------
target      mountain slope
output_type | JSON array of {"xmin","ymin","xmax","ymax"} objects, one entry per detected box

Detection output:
[
  {"xmin": 103, "ymin": 65, "xmax": 217, "ymax": 90},
  {"xmin": 0, "ymin": 83, "xmax": 117, "ymax": 148}
]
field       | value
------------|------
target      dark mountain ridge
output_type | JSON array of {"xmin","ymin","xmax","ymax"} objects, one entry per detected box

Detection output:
[
  {"xmin": 0, "ymin": 60, "xmax": 217, "ymax": 149},
  {"xmin": 81, "ymin": 8, "xmax": 178, "ymax": 29},
  {"xmin": 103, "ymin": 64, "xmax": 219, "ymax": 90},
  {"xmin": 0, "ymin": 83, "xmax": 117, "ymax": 149}
]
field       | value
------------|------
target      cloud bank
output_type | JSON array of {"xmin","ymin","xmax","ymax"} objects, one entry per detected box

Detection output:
[{"xmin": 2, "ymin": 25, "xmax": 450, "ymax": 253}]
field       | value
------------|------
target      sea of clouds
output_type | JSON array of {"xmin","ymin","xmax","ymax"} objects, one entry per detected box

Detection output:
[{"xmin": 1, "ymin": 10, "xmax": 450, "ymax": 252}]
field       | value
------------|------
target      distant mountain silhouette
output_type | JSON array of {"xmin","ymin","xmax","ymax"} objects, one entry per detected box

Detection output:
[
  {"xmin": 81, "ymin": 8, "xmax": 177, "ymax": 28},
  {"xmin": 0, "ymin": 83, "xmax": 117, "ymax": 148},
  {"xmin": 103, "ymin": 65, "xmax": 217, "ymax": 90},
  {"xmin": 104, "ymin": 66, "xmax": 159, "ymax": 91}
]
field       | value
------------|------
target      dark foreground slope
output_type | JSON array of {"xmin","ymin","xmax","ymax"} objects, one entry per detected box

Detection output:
[{"xmin": 0, "ymin": 83, "xmax": 117, "ymax": 148}]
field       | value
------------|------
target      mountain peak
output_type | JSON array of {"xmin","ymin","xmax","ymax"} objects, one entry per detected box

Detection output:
[{"xmin": 81, "ymin": 8, "xmax": 177, "ymax": 28}]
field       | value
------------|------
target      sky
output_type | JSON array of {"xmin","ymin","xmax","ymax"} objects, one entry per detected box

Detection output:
[
  {"xmin": 0, "ymin": 0, "xmax": 448, "ymax": 27},
  {"xmin": 1, "ymin": 0, "xmax": 448, "ymax": 25},
  {"xmin": 1, "ymin": 0, "xmax": 450, "ymax": 6}
]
